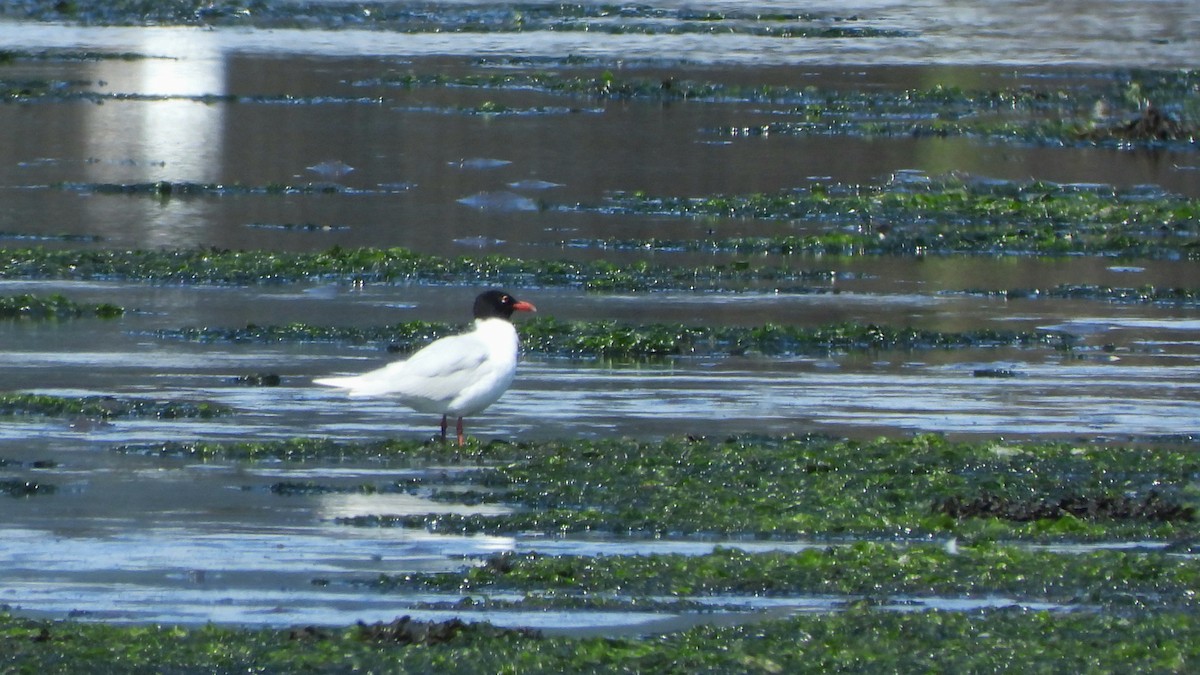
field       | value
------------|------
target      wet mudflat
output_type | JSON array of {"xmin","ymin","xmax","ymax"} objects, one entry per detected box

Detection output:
[{"xmin": 1, "ymin": 0, "xmax": 1200, "ymax": 670}]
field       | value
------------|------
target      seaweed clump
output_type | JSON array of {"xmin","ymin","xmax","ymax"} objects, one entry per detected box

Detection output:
[
  {"xmin": 356, "ymin": 615, "xmax": 540, "ymax": 645},
  {"xmin": 0, "ymin": 294, "xmax": 123, "ymax": 319},
  {"xmin": 581, "ymin": 176, "xmax": 1200, "ymax": 258},
  {"xmin": 0, "ymin": 393, "xmax": 230, "ymax": 419},
  {"xmin": 154, "ymin": 317, "xmax": 1073, "ymax": 359},
  {"xmin": 3, "ymin": 607, "xmax": 1199, "ymax": 672},
  {"xmin": 323, "ymin": 435, "xmax": 1200, "ymax": 542},
  {"xmin": 935, "ymin": 490, "xmax": 1195, "ymax": 523},
  {"xmin": 1078, "ymin": 105, "xmax": 1196, "ymax": 142}
]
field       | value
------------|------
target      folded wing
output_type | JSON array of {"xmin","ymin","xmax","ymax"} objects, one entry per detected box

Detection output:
[{"xmin": 315, "ymin": 332, "xmax": 489, "ymax": 407}]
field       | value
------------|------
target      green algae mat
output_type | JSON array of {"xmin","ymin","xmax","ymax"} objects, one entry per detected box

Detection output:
[
  {"xmin": 3, "ymin": 608, "xmax": 1197, "ymax": 672},
  {"xmin": 6, "ymin": 434, "xmax": 1200, "ymax": 672}
]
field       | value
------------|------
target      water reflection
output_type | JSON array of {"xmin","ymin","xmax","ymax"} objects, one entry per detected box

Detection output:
[{"xmin": 75, "ymin": 31, "xmax": 227, "ymax": 246}]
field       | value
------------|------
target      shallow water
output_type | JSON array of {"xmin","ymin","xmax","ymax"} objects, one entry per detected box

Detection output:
[
  {"xmin": 1, "ymin": 2, "xmax": 1200, "ymax": 631},
  {"xmin": 3, "ymin": 0, "xmax": 1199, "ymax": 67}
]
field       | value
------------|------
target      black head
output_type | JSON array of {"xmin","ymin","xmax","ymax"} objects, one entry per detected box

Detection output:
[{"xmin": 473, "ymin": 289, "xmax": 537, "ymax": 321}]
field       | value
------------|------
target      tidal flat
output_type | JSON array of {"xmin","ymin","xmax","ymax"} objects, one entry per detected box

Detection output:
[
  {"xmin": 6, "ymin": 434, "xmax": 1200, "ymax": 670},
  {"xmin": 2, "ymin": 0, "xmax": 1200, "ymax": 671}
]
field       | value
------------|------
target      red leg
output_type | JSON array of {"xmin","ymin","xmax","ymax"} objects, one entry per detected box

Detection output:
[
  {"xmin": 456, "ymin": 417, "xmax": 465, "ymax": 447},
  {"xmin": 440, "ymin": 414, "xmax": 448, "ymax": 443}
]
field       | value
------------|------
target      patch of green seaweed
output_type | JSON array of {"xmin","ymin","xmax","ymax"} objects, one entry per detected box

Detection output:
[
  {"xmin": 0, "ymin": 49, "xmax": 160, "ymax": 62},
  {"xmin": 5, "ymin": 175, "xmax": 1198, "ymax": 290},
  {"xmin": 362, "ymin": 68, "xmax": 1196, "ymax": 146},
  {"xmin": 522, "ymin": 318, "xmax": 1072, "ymax": 358},
  {"xmin": 0, "ymin": 75, "xmax": 391, "ymax": 103},
  {"xmin": 0, "ymin": 246, "xmax": 448, "ymax": 285},
  {"xmin": 7, "ymin": 50, "xmax": 1194, "ymax": 150},
  {"xmin": 397, "ymin": 101, "xmax": 599, "ymax": 117},
  {"xmin": 3, "ymin": 607, "xmax": 1198, "ymax": 672},
  {"xmin": 719, "ymin": 106, "xmax": 1197, "ymax": 148},
  {"xmin": 967, "ymin": 284, "xmax": 1200, "ymax": 305},
  {"xmin": 572, "ymin": 176, "xmax": 1200, "ymax": 258},
  {"xmin": 52, "ymin": 180, "xmax": 359, "ymax": 196},
  {"xmin": 46, "ymin": 241, "xmax": 1182, "ymax": 303},
  {"xmin": 408, "ymin": 592, "xmax": 721, "ymax": 615},
  {"xmin": 1, "ymin": 1, "xmax": 905, "ymax": 38},
  {"xmin": 39, "ymin": 433, "xmax": 1200, "ymax": 666},
  {"xmin": 0, "ymin": 393, "xmax": 230, "ymax": 419},
  {"xmin": 267, "ymin": 481, "xmax": 383, "ymax": 496},
  {"xmin": 145, "ymin": 435, "xmax": 1200, "ymax": 543},
  {"xmin": 8, "ymin": 66, "xmax": 1192, "ymax": 151},
  {"xmin": 375, "ymin": 543, "xmax": 1200, "ymax": 609},
  {"xmin": 0, "ymin": 294, "xmax": 123, "ymax": 320},
  {"xmin": 365, "ymin": 66, "xmax": 1196, "ymax": 107},
  {"xmin": 361, "ymin": 435, "xmax": 1200, "ymax": 541},
  {"xmin": 110, "ymin": 437, "xmax": 469, "ymax": 462},
  {"xmin": 0, "ymin": 245, "xmax": 829, "ymax": 289},
  {"xmin": 152, "ymin": 317, "xmax": 1073, "ymax": 358}
]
